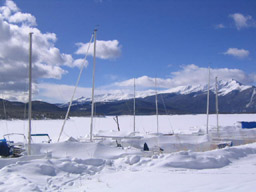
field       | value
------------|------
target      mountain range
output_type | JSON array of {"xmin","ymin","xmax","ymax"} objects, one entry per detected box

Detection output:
[
  {"xmin": 58, "ymin": 79, "xmax": 256, "ymax": 115},
  {"xmin": 0, "ymin": 79, "xmax": 255, "ymax": 119}
]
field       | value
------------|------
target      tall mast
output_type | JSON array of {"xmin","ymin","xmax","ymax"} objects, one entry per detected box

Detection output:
[
  {"xmin": 215, "ymin": 76, "xmax": 219, "ymax": 133},
  {"xmin": 155, "ymin": 78, "xmax": 159, "ymax": 134},
  {"xmin": 133, "ymin": 78, "xmax": 136, "ymax": 133},
  {"xmin": 57, "ymin": 34, "xmax": 94, "ymax": 142},
  {"xmin": 90, "ymin": 29, "xmax": 97, "ymax": 142},
  {"xmin": 28, "ymin": 32, "xmax": 33, "ymax": 155},
  {"xmin": 206, "ymin": 66, "xmax": 210, "ymax": 134}
]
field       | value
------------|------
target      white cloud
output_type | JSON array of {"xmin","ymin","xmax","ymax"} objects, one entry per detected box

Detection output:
[
  {"xmin": 38, "ymin": 83, "xmax": 92, "ymax": 103},
  {"xmin": 0, "ymin": 0, "xmax": 87, "ymax": 101},
  {"xmin": 38, "ymin": 82, "xmax": 141, "ymax": 103},
  {"xmin": 5, "ymin": 0, "xmax": 18, "ymax": 12},
  {"xmin": 171, "ymin": 64, "xmax": 253, "ymax": 85},
  {"xmin": 0, "ymin": 0, "xmax": 19, "ymax": 20},
  {"xmin": 0, "ymin": 81, "xmax": 38, "ymax": 102},
  {"xmin": 223, "ymin": 48, "xmax": 249, "ymax": 58},
  {"xmin": 76, "ymin": 40, "xmax": 121, "ymax": 59},
  {"xmin": 116, "ymin": 76, "xmax": 166, "ymax": 88},
  {"xmin": 229, "ymin": 13, "xmax": 256, "ymax": 30},
  {"xmin": 73, "ymin": 58, "xmax": 88, "ymax": 68},
  {"xmin": 215, "ymin": 24, "xmax": 225, "ymax": 29},
  {"xmin": 9, "ymin": 12, "xmax": 36, "ymax": 26},
  {"xmin": 0, "ymin": 0, "xmax": 122, "ymax": 102},
  {"xmin": 0, "ymin": 6, "xmax": 11, "ymax": 19},
  {"xmin": 1, "ymin": 90, "xmax": 29, "ymax": 102},
  {"xmin": 115, "ymin": 64, "xmax": 255, "ymax": 89}
]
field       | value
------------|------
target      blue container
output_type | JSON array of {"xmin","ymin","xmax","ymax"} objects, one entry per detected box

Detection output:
[{"xmin": 241, "ymin": 121, "xmax": 256, "ymax": 129}]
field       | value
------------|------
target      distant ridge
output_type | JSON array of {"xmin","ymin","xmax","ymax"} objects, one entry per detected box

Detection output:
[
  {"xmin": 0, "ymin": 79, "xmax": 255, "ymax": 119},
  {"xmin": 60, "ymin": 79, "xmax": 252, "ymax": 106},
  {"xmin": 58, "ymin": 79, "xmax": 256, "ymax": 115}
]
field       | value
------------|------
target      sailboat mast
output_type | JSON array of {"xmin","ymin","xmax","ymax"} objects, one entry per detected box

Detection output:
[
  {"xmin": 215, "ymin": 76, "xmax": 219, "ymax": 133},
  {"xmin": 133, "ymin": 78, "xmax": 136, "ymax": 133},
  {"xmin": 90, "ymin": 29, "xmax": 97, "ymax": 142},
  {"xmin": 28, "ymin": 32, "xmax": 33, "ymax": 155},
  {"xmin": 206, "ymin": 67, "xmax": 210, "ymax": 134},
  {"xmin": 155, "ymin": 78, "xmax": 159, "ymax": 134}
]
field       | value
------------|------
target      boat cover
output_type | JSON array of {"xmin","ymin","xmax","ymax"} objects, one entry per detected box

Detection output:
[{"xmin": 0, "ymin": 138, "xmax": 12, "ymax": 157}]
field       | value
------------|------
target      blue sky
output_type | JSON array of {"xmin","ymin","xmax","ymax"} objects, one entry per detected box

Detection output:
[{"xmin": 0, "ymin": 0, "xmax": 255, "ymax": 102}]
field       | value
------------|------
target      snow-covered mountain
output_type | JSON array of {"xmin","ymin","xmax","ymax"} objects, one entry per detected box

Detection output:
[
  {"xmin": 1, "ymin": 79, "xmax": 255, "ymax": 118},
  {"xmin": 162, "ymin": 79, "xmax": 251, "ymax": 96},
  {"xmin": 61, "ymin": 79, "xmax": 252, "ymax": 107},
  {"xmin": 59, "ymin": 90, "xmax": 157, "ymax": 108}
]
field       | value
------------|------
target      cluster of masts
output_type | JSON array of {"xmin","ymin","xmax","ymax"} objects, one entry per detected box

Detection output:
[
  {"xmin": 26, "ymin": 29, "xmax": 220, "ymax": 155},
  {"xmin": 26, "ymin": 30, "xmax": 97, "ymax": 155}
]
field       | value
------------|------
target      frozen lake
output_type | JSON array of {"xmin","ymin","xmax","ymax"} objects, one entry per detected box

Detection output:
[{"xmin": 1, "ymin": 114, "xmax": 256, "ymax": 142}]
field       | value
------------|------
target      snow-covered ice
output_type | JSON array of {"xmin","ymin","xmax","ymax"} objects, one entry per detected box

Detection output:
[{"xmin": 0, "ymin": 114, "xmax": 256, "ymax": 191}]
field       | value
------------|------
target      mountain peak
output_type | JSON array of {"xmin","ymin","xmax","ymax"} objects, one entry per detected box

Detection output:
[
  {"xmin": 217, "ymin": 79, "xmax": 251, "ymax": 96},
  {"xmin": 162, "ymin": 79, "xmax": 251, "ymax": 96}
]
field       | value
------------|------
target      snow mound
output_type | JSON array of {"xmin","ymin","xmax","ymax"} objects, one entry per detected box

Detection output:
[
  {"xmin": 161, "ymin": 144, "xmax": 256, "ymax": 169},
  {"xmin": 1, "ymin": 140, "xmax": 256, "ymax": 191},
  {"xmin": 125, "ymin": 155, "xmax": 141, "ymax": 165}
]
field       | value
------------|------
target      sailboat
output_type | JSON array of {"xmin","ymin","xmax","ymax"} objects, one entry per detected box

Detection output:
[{"xmin": 0, "ymin": 33, "xmax": 33, "ymax": 157}]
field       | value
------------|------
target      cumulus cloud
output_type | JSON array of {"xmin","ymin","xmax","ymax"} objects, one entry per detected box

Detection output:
[
  {"xmin": 38, "ymin": 83, "xmax": 116, "ymax": 103},
  {"xmin": 5, "ymin": 0, "xmax": 18, "ymax": 12},
  {"xmin": 38, "ymin": 82, "xmax": 144, "ymax": 103},
  {"xmin": 115, "ymin": 64, "xmax": 255, "ymax": 89},
  {"xmin": 0, "ymin": 0, "xmax": 83, "ymax": 101},
  {"xmin": 223, "ymin": 48, "xmax": 249, "ymax": 58},
  {"xmin": 0, "ymin": 0, "xmax": 18, "ymax": 19},
  {"xmin": 0, "ymin": 0, "xmax": 122, "ymax": 101},
  {"xmin": 9, "ymin": 12, "xmax": 36, "ymax": 26},
  {"xmin": 0, "ymin": 80, "xmax": 38, "ymax": 102},
  {"xmin": 76, "ymin": 40, "xmax": 121, "ymax": 59},
  {"xmin": 38, "ymin": 83, "xmax": 92, "ymax": 103},
  {"xmin": 73, "ymin": 58, "xmax": 88, "ymax": 68},
  {"xmin": 116, "ymin": 76, "xmax": 166, "ymax": 88},
  {"xmin": 229, "ymin": 13, "xmax": 256, "ymax": 30}
]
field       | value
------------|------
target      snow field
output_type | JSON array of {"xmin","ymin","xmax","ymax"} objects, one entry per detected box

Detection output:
[
  {"xmin": 1, "ymin": 141, "xmax": 256, "ymax": 191},
  {"xmin": 0, "ymin": 114, "xmax": 256, "ymax": 191}
]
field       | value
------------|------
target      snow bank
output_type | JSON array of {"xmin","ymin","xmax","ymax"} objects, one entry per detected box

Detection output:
[
  {"xmin": 0, "ymin": 156, "xmax": 106, "ymax": 191},
  {"xmin": 161, "ymin": 143, "xmax": 256, "ymax": 169},
  {"xmin": 0, "ymin": 139, "xmax": 256, "ymax": 191}
]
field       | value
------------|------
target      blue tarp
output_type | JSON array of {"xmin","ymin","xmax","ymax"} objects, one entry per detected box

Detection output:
[
  {"xmin": 241, "ymin": 121, "xmax": 256, "ymax": 129},
  {"xmin": 0, "ymin": 138, "xmax": 11, "ymax": 157}
]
